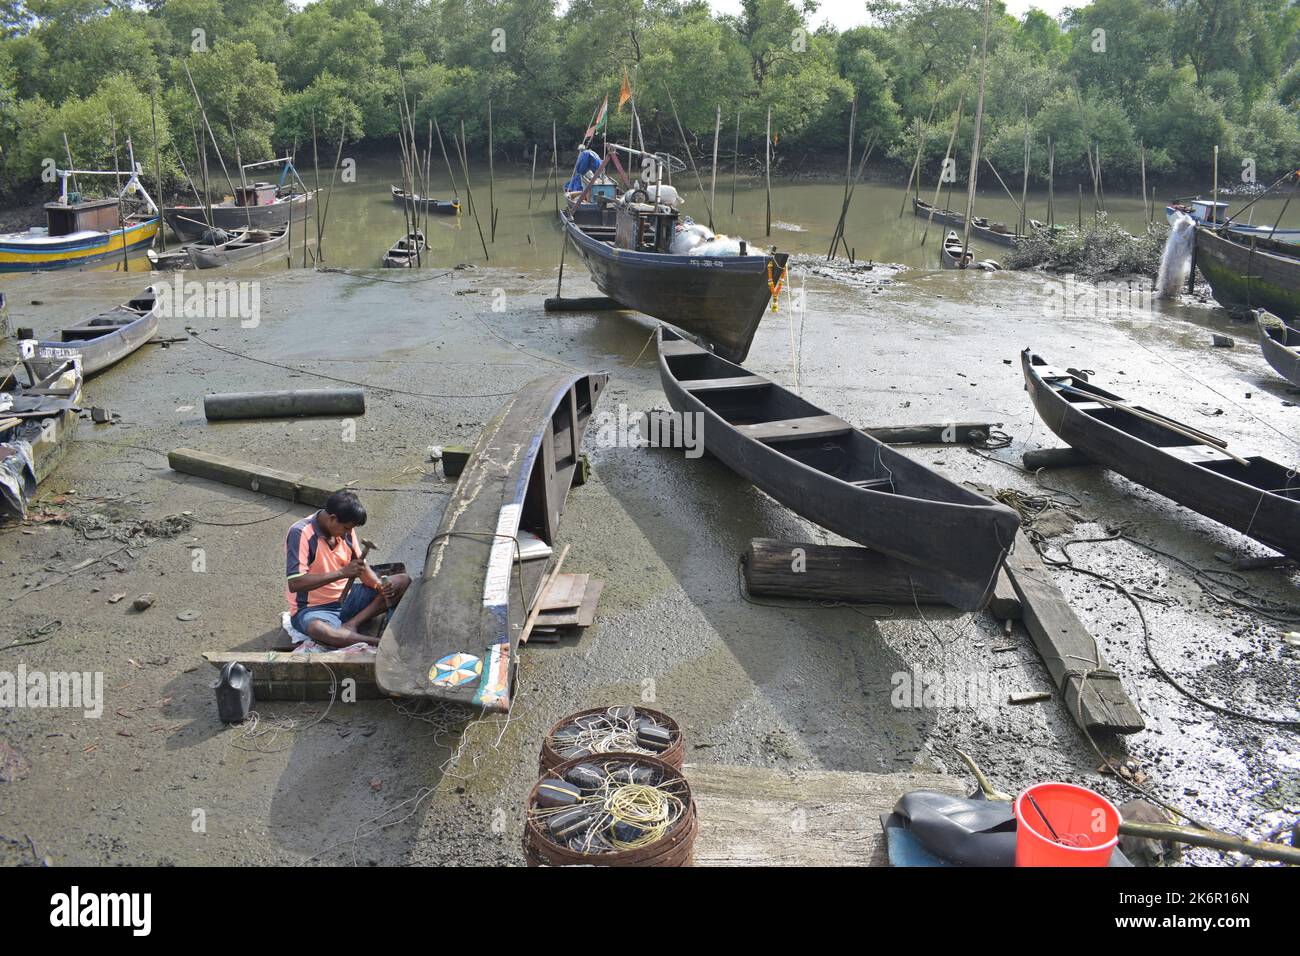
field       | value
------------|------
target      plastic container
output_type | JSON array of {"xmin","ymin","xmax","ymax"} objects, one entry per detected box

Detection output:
[{"xmin": 1014, "ymin": 782, "xmax": 1120, "ymax": 867}]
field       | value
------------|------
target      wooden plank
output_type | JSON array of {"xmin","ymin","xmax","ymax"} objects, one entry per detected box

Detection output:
[
  {"xmin": 1001, "ymin": 530, "xmax": 1144, "ymax": 734},
  {"xmin": 743, "ymin": 538, "xmax": 949, "ymax": 605},
  {"xmin": 988, "ymin": 570, "xmax": 1022, "ymax": 620},
  {"xmin": 736, "ymin": 414, "xmax": 852, "ymax": 443},
  {"xmin": 203, "ymin": 650, "xmax": 383, "ymax": 700},
  {"xmin": 540, "ymin": 572, "xmax": 588, "ymax": 610},
  {"xmin": 169, "ymin": 447, "xmax": 339, "ymax": 506},
  {"xmin": 687, "ymin": 763, "xmax": 962, "ymax": 866},
  {"xmin": 679, "ymin": 375, "xmax": 769, "ymax": 392},
  {"xmin": 575, "ymin": 578, "xmax": 603, "ymax": 627}
]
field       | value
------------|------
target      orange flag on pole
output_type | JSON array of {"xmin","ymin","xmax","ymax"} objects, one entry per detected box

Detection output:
[{"xmin": 617, "ymin": 68, "xmax": 632, "ymax": 112}]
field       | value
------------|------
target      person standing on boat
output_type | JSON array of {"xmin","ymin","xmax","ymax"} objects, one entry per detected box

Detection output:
[
  {"xmin": 565, "ymin": 144, "xmax": 604, "ymax": 194},
  {"xmin": 284, "ymin": 490, "xmax": 409, "ymax": 647}
]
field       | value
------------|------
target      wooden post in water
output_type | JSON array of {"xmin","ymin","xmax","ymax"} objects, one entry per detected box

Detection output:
[
  {"xmin": 710, "ymin": 104, "xmax": 721, "ymax": 229},
  {"xmin": 960, "ymin": 0, "xmax": 991, "ymax": 263},
  {"xmin": 552, "ymin": 121, "xmax": 559, "ymax": 212},
  {"xmin": 488, "ymin": 98, "xmax": 496, "ymax": 242},
  {"xmin": 764, "ymin": 106, "xmax": 772, "ymax": 237},
  {"xmin": 1046, "ymin": 137, "xmax": 1054, "ymax": 228},
  {"xmin": 1078, "ymin": 183, "xmax": 1083, "ymax": 229},
  {"xmin": 1019, "ymin": 105, "xmax": 1030, "ymax": 237},
  {"xmin": 730, "ymin": 108, "xmax": 740, "ymax": 215},
  {"xmin": 529, "ymin": 143, "xmax": 538, "ymax": 210},
  {"xmin": 1211, "ymin": 144, "xmax": 1219, "ymax": 219},
  {"xmin": 922, "ymin": 91, "xmax": 964, "ymax": 247},
  {"xmin": 150, "ymin": 85, "xmax": 165, "ymax": 253},
  {"xmin": 1140, "ymin": 141, "xmax": 1149, "ymax": 222}
]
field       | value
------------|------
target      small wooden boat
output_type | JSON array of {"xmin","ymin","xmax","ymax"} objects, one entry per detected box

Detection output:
[
  {"xmin": 27, "ymin": 287, "xmax": 160, "ymax": 377},
  {"xmin": 381, "ymin": 230, "xmax": 427, "ymax": 268},
  {"xmin": 940, "ymin": 230, "xmax": 973, "ymax": 268},
  {"xmin": 1167, "ymin": 198, "xmax": 1300, "ymax": 243},
  {"xmin": 1022, "ymin": 350, "xmax": 1300, "ymax": 558},
  {"xmin": 0, "ymin": 354, "xmax": 82, "ymax": 519},
  {"xmin": 149, "ymin": 226, "xmax": 288, "ymax": 271},
  {"xmin": 913, "ymin": 196, "xmax": 966, "ymax": 231},
  {"xmin": 1195, "ymin": 225, "xmax": 1300, "ymax": 324},
  {"xmin": 165, "ymin": 183, "xmax": 314, "ymax": 242},
  {"xmin": 377, "ymin": 372, "xmax": 608, "ymax": 709},
  {"xmin": 562, "ymin": 204, "xmax": 787, "ymax": 364},
  {"xmin": 657, "ymin": 326, "xmax": 1020, "ymax": 610},
  {"xmin": 915, "ymin": 197, "xmax": 1021, "ymax": 248},
  {"xmin": 1257, "ymin": 312, "xmax": 1300, "ymax": 387},
  {"xmin": 390, "ymin": 185, "xmax": 460, "ymax": 215}
]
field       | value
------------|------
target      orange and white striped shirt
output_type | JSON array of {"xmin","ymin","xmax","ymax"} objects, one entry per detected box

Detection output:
[{"xmin": 285, "ymin": 513, "xmax": 361, "ymax": 612}]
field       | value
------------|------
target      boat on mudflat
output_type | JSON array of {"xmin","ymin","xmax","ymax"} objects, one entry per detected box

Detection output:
[
  {"xmin": 150, "ymin": 226, "xmax": 289, "ymax": 271},
  {"xmin": 27, "ymin": 287, "xmax": 160, "ymax": 377},
  {"xmin": 165, "ymin": 171, "xmax": 314, "ymax": 243},
  {"xmin": 1194, "ymin": 225, "xmax": 1300, "ymax": 324},
  {"xmin": 376, "ymin": 372, "xmax": 607, "ymax": 710},
  {"xmin": 657, "ymin": 326, "xmax": 1020, "ymax": 610},
  {"xmin": 1022, "ymin": 350, "xmax": 1300, "ymax": 558},
  {"xmin": 381, "ymin": 230, "xmax": 427, "ymax": 268},
  {"xmin": 0, "ymin": 353, "xmax": 83, "ymax": 519},
  {"xmin": 1257, "ymin": 312, "xmax": 1300, "ymax": 387}
]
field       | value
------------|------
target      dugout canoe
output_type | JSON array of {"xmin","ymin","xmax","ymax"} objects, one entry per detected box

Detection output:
[
  {"xmin": 940, "ymin": 230, "xmax": 973, "ymax": 269},
  {"xmin": 1257, "ymin": 312, "xmax": 1300, "ymax": 387},
  {"xmin": 164, "ymin": 189, "xmax": 314, "ymax": 242},
  {"xmin": 1022, "ymin": 350, "xmax": 1300, "ymax": 558},
  {"xmin": 381, "ymin": 230, "xmax": 427, "ymax": 268},
  {"xmin": 562, "ymin": 206, "xmax": 787, "ymax": 364},
  {"xmin": 390, "ymin": 185, "xmax": 460, "ymax": 215},
  {"xmin": 27, "ymin": 287, "xmax": 160, "ymax": 377},
  {"xmin": 376, "ymin": 372, "xmax": 608, "ymax": 709},
  {"xmin": 1195, "ymin": 225, "xmax": 1300, "ymax": 324},
  {"xmin": 656, "ymin": 326, "xmax": 1020, "ymax": 610},
  {"xmin": 153, "ymin": 226, "xmax": 289, "ymax": 271}
]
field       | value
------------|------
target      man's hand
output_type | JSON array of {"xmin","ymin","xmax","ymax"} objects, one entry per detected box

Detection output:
[
  {"xmin": 339, "ymin": 557, "xmax": 366, "ymax": 580},
  {"xmin": 379, "ymin": 578, "xmax": 399, "ymax": 600}
]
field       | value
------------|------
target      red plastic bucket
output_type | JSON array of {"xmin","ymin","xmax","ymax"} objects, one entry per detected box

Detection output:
[{"xmin": 1014, "ymin": 782, "xmax": 1120, "ymax": 867}]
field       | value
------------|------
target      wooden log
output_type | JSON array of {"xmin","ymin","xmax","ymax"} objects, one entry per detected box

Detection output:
[
  {"xmin": 987, "ymin": 570, "xmax": 1021, "ymax": 620},
  {"xmin": 203, "ymin": 388, "xmax": 365, "ymax": 421},
  {"xmin": 1022, "ymin": 446, "xmax": 1094, "ymax": 470},
  {"xmin": 543, "ymin": 296, "xmax": 625, "ymax": 312},
  {"xmin": 168, "ymin": 447, "xmax": 340, "ymax": 506},
  {"xmin": 1002, "ymin": 529, "xmax": 1144, "ymax": 734},
  {"xmin": 743, "ymin": 538, "xmax": 949, "ymax": 605},
  {"xmin": 864, "ymin": 422, "xmax": 998, "ymax": 445}
]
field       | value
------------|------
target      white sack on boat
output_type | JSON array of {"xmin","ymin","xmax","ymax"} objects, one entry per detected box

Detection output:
[
  {"xmin": 688, "ymin": 237, "xmax": 746, "ymax": 257},
  {"xmin": 669, "ymin": 222, "xmax": 715, "ymax": 255}
]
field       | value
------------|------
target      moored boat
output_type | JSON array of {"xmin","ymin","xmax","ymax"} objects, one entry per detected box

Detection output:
[
  {"xmin": 1257, "ymin": 312, "xmax": 1300, "ymax": 387},
  {"xmin": 381, "ymin": 230, "xmax": 427, "ymax": 268},
  {"xmin": 26, "ymin": 287, "xmax": 160, "ymax": 377},
  {"xmin": 165, "ymin": 160, "xmax": 314, "ymax": 241},
  {"xmin": 1022, "ymin": 350, "xmax": 1300, "ymax": 558},
  {"xmin": 940, "ymin": 230, "xmax": 973, "ymax": 268},
  {"xmin": 376, "ymin": 372, "xmax": 608, "ymax": 709},
  {"xmin": 657, "ymin": 326, "xmax": 1020, "ymax": 610},
  {"xmin": 390, "ymin": 185, "xmax": 460, "ymax": 215},
  {"xmin": 1194, "ymin": 225, "xmax": 1300, "ymax": 324}
]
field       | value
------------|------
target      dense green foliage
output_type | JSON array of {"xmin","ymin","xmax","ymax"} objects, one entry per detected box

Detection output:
[{"xmin": 0, "ymin": 0, "xmax": 1297, "ymax": 200}]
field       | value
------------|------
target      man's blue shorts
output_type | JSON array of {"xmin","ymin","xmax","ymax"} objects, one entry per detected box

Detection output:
[{"xmin": 291, "ymin": 583, "xmax": 381, "ymax": 636}]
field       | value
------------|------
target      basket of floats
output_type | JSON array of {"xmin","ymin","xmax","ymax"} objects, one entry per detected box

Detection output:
[
  {"xmin": 539, "ymin": 704, "xmax": 684, "ymax": 772},
  {"xmin": 523, "ymin": 752, "xmax": 698, "ymax": 867}
]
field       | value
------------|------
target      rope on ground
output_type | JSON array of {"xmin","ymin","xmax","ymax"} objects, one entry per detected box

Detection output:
[
  {"xmin": 186, "ymin": 329, "xmax": 519, "ymax": 399},
  {"xmin": 315, "ymin": 266, "xmax": 452, "ymax": 284}
]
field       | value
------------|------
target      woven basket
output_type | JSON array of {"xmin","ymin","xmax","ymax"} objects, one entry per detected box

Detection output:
[{"xmin": 538, "ymin": 705, "xmax": 684, "ymax": 772}]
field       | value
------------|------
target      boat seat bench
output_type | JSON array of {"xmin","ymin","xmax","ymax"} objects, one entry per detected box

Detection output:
[
  {"xmin": 679, "ymin": 376, "xmax": 769, "ymax": 392},
  {"xmin": 737, "ymin": 414, "xmax": 852, "ymax": 443}
]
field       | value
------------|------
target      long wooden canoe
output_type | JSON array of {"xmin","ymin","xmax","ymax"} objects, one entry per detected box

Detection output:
[
  {"xmin": 1195, "ymin": 226, "xmax": 1300, "ymax": 324},
  {"xmin": 657, "ymin": 326, "xmax": 1020, "ymax": 610},
  {"xmin": 562, "ymin": 208, "xmax": 786, "ymax": 364},
  {"xmin": 376, "ymin": 372, "xmax": 607, "ymax": 709},
  {"xmin": 390, "ymin": 185, "xmax": 460, "ymax": 215},
  {"xmin": 164, "ymin": 191, "xmax": 314, "ymax": 243},
  {"xmin": 381, "ymin": 230, "xmax": 426, "ymax": 268},
  {"xmin": 1257, "ymin": 312, "xmax": 1300, "ymax": 387},
  {"xmin": 940, "ymin": 230, "xmax": 972, "ymax": 269},
  {"xmin": 28, "ymin": 287, "xmax": 159, "ymax": 377},
  {"xmin": 1022, "ymin": 350, "xmax": 1300, "ymax": 557}
]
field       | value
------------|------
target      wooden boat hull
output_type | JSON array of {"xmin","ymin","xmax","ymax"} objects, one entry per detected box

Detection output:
[
  {"xmin": 913, "ymin": 197, "xmax": 965, "ymax": 231},
  {"xmin": 1258, "ymin": 313, "xmax": 1300, "ymax": 387},
  {"xmin": 376, "ymin": 372, "xmax": 607, "ymax": 708},
  {"xmin": 657, "ymin": 327, "xmax": 1019, "ymax": 610},
  {"xmin": 164, "ymin": 192, "xmax": 315, "ymax": 242},
  {"xmin": 390, "ymin": 185, "xmax": 460, "ymax": 215},
  {"xmin": 0, "ymin": 218, "xmax": 158, "ymax": 272},
  {"xmin": 31, "ymin": 287, "xmax": 160, "ymax": 377},
  {"xmin": 940, "ymin": 231, "xmax": 970, "ymax": 269},
  {"xmin": 1195, "ymin": 226, "xmax": 1300, "ymax": 324},
  {"xmin": 187, "ymin": 227, "xmax": 289, "ymax": 269},
  {"xmin": 915, "ymin": 199, "xmax": 1020, "ymax": 248},
  {"xmin": 562, "ymin": 211, "xmax": 785, "ymax": 364},
  {"xmin": 1022, "ymin": 350, "xmax": 1300, "ymax": 557},
  {"xmin": 381, "ymin": 231, "xmax": 426, "ymax": 268},
  {"xmin": 0, "ymin": 359, "xmax": 82, "ymax": 519}
]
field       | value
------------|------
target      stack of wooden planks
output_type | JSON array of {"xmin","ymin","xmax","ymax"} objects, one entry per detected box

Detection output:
[{"xmin": 525, "ymin": 572, "xmax": 604, "ymax": 644}]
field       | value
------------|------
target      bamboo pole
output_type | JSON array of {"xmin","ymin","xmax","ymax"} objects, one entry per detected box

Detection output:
[
  {"xmin": 1140, "ymin": 140, "xmax": 1149, "ymax": 223},
  {"xmin": 455, "ymin": 128, "xmax": 490, "ymax": 261},
  {"xmin": 921, "ymin": 91, "xmax": 964, "ymax": 247},
  {"xmin": 150, "ymin": 85, "xmax": 165, "ymax": 253},
  {"xmin": 529, "ymin": 143, "xmax": 538, "ymax": 210},
  {"xmin": 710, "ymin": 104, "xmax": 721, "ymax": 229},
  {"xmin": 316, "ymin": 119, "xmax": 347, "ymax": 264},
  {"xmin": 1047, "ymin": 137, "xmax": 1055, "ymax": 228},
  {"xmin": 487, "ymin": 98, "xmax": 496, "ymax": 242},
  {"xmin": 552, "ymin": 120, "xmax": 559, "ymax": 212},
  {"xmin": 730, "ymin": 108, "xmax": 740, "ymax": 215},
  {"xmin": 1019, "ymin": 104, "xmax": 1030, "ymax": 236},
  {"xmin": 960, "ymin": 0, "xmax": 991, "ymax": 264},
  {"xmin": 666, "ymin": 88, "xmax": 714, "ymax": 228},
  {"xmin": 434, "ymin": 118, "xmax": 461, "ymax": 201},
  {"xmin": 1212, "ymin": 144, "xmax": 1219, "ymax": 219},
  {"xmin": 764, "ymin": 106, "xmax": 772, "ymax": 237}
]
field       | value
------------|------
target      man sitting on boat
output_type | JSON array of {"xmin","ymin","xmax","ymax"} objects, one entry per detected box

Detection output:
[
  {"xmin": 285, "ymin": 491, "xmax": 409, "ymax": 647},
  {"xmin": 565, "ymin": 144, "xmax": 604, "ymax": 194}
]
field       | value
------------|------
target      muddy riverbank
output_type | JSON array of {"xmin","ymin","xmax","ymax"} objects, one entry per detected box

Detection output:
[{"xmin": 0, "ymin": 247, "xmax": 1297, "ymax": 866}]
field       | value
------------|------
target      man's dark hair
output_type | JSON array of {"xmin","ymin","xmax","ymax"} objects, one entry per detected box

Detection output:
[{"xmin": 324, "ymin": 490, "xmax": 366, "ymax": 525}]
